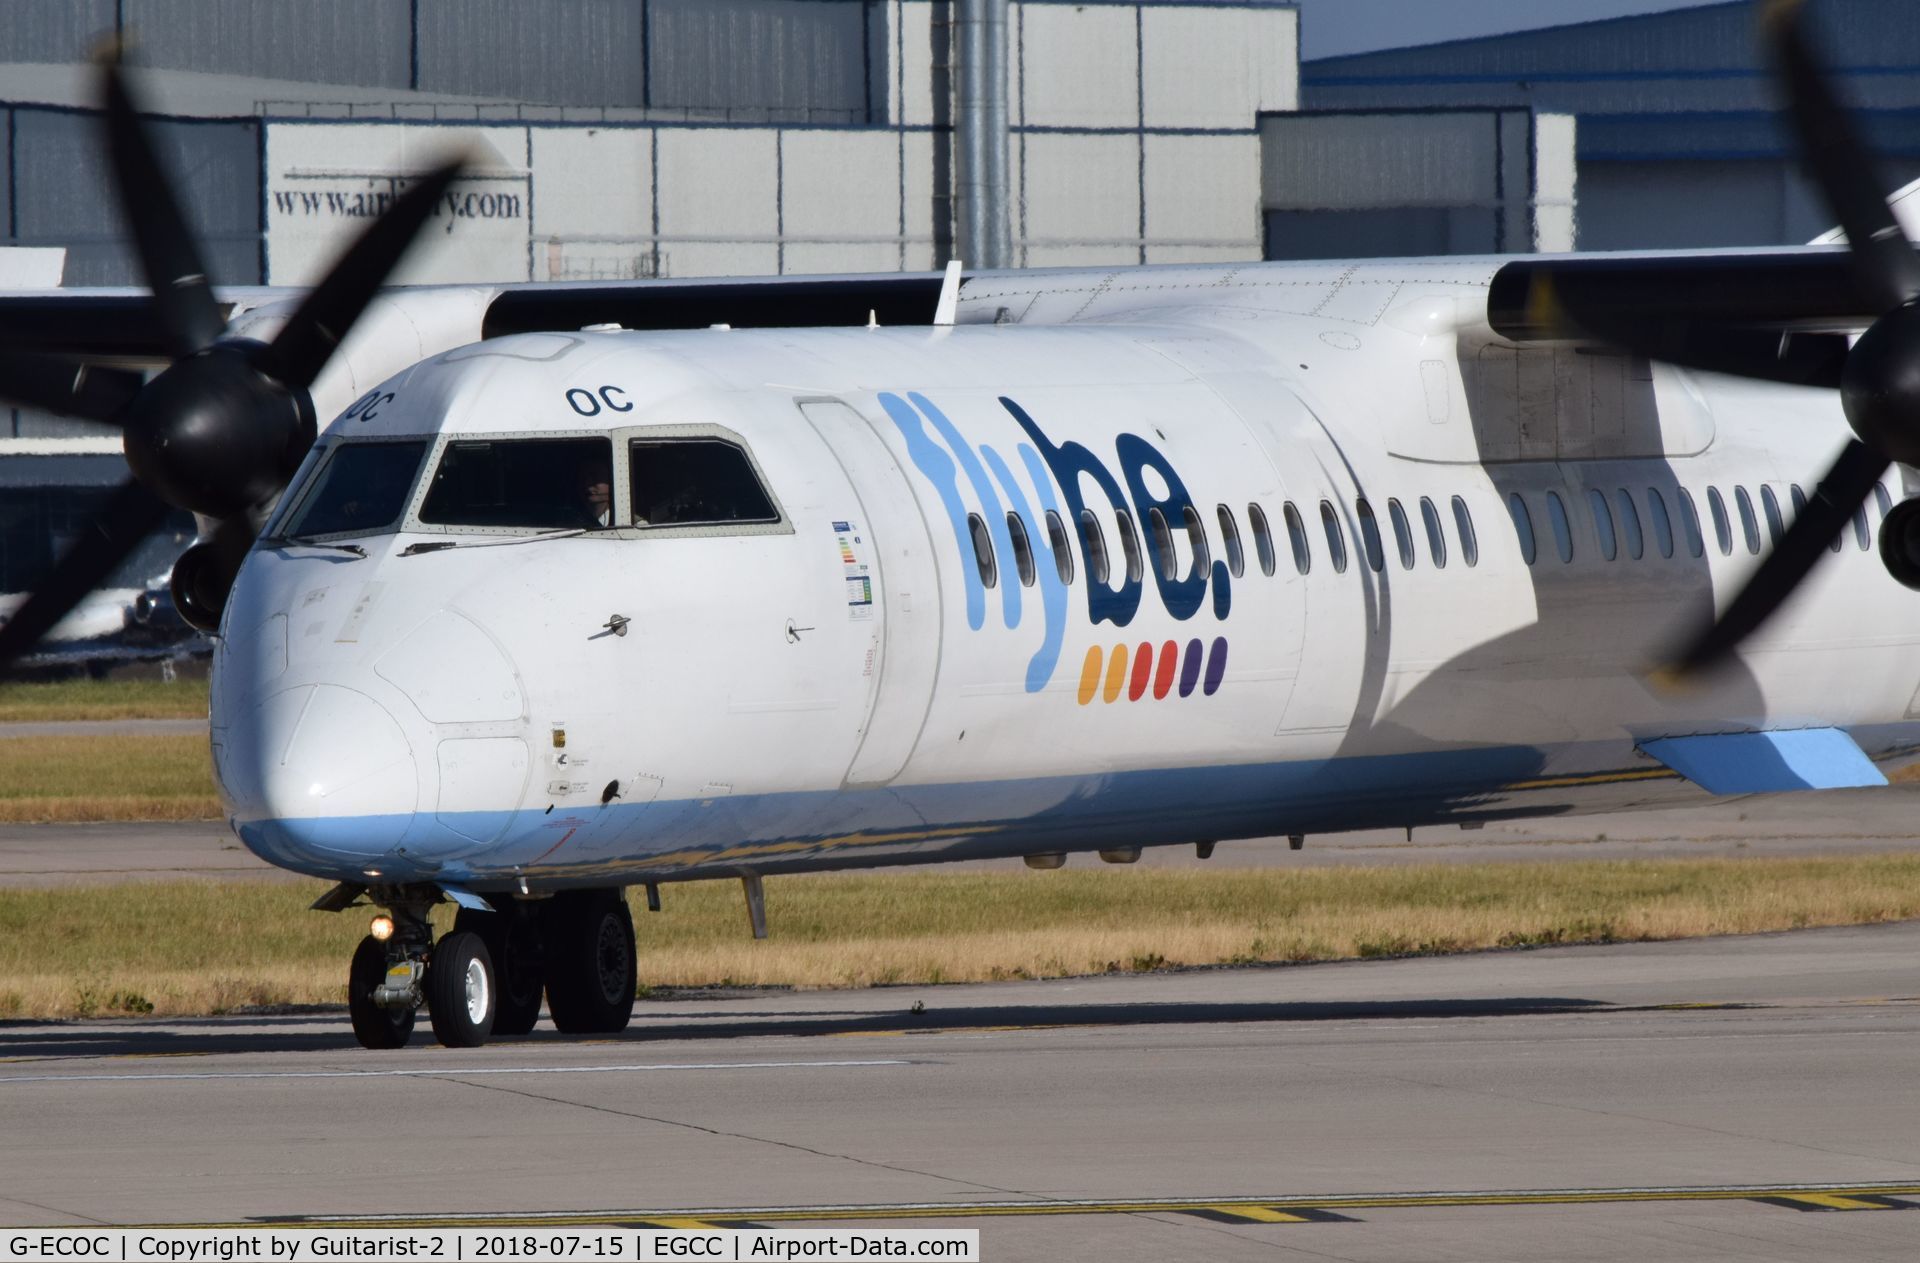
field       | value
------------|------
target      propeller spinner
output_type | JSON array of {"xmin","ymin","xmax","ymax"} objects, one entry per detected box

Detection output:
[{"xmin": 0, "ymin": 58, "xmax": 462, "ymax": 672}]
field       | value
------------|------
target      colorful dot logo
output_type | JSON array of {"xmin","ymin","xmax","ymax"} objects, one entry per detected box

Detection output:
[{"xmin": 1076, "ymin": 638, "xmax": 1226, "ymax": 704}]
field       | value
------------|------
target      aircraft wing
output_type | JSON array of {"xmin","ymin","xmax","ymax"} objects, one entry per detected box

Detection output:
[{"xmin": 0, "ymin": 272, "xmax": 957, "ymax": 359}]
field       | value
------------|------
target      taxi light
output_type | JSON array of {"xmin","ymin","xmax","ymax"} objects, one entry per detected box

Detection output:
[{"xmin": 370, "ymin": 914, "xmax": 395, "ymax": 942}]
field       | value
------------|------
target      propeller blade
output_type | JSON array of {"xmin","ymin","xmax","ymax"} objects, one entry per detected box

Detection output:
[
  {"xmin": 0, "ymin": 479, "xmax": 171, "ymax": 673},
  {"xmin": 267, "ymin": 158, "xmax": 466, "ymax": 390},
  {"xmin": 100, "ymin": 60, "xmax": 228, "ymax": 358},
  {"xmin": 0, "ymin": 351, "xmax": 144, "ymax": 423},
  {"xmin": 1765, "ymin": 0, "xmax": 1920, "ymax": 312},
  {"xmin": 1666, "ymin": 438, "xmax": 1889, "ymax": 677}
]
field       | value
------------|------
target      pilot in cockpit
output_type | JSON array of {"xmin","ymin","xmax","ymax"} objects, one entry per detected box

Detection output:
[{"xmin": 576, "ymin": 453, "xmax": 612, "ymax": 529}]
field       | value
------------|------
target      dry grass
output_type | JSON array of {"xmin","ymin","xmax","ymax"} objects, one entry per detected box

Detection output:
[
  {"xmin": 2, "ymin": 854, "xmax": 1918, "ymax": 1018},
  {"xmin": 0, "ymin": 676, "xmax": 209, "ymax": 723},
  {"xmin": 0, "ymin": 734, "xmax": 220, "ymax": 822}
]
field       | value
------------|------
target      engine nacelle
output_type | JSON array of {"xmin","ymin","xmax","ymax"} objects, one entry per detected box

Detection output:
[
  {"xmin": 1879, "ymin": 497, "xmax": 1920, "ymax": 590},
  {"xmin": 169, "ymin": 541, "xmax": 240, "ymax": 632}
]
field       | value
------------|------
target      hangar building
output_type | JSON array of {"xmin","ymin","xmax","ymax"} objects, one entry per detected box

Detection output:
[{"xmin": 1298, "ymin": 0, "xmax": 1920, "ymax": 251}]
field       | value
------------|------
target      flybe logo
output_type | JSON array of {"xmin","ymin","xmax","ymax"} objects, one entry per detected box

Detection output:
[{"xmin": 878, "ymin": 391, "xmax": 1230, "ymax": 697}]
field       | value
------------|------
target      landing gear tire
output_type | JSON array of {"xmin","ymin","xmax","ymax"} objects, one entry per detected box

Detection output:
[
  {"xmin": 543, "ymin": 889, "xmax": 636, "ymax": 1035},
  {"xmin": 455, "ymin": 903, "xmax": 544, "ymax": 1036},
  {"xmin": 348, "ymin": 934, "xmax": 414, "ymax": 1050},
  {"xmin": 427, "ymin": 930, "xmax": 496, "ymax": 1048}
]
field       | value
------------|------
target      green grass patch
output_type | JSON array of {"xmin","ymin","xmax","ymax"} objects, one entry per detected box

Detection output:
[
  {"xmin": 0, "ymin": 734, "xmax": 220, "ymax": 821},
  {"xmin": 3, "ymin": 854, "xmax": 1919, "ymax": 1017},
  {"xmin": 0, "ymin": 676, "xmax": 209, "ymax": 723}
]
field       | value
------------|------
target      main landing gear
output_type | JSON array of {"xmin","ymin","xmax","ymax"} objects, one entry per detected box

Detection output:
[{"xmin": 344, "ymin": 886, "xmax": 637, "ymax": 1050}]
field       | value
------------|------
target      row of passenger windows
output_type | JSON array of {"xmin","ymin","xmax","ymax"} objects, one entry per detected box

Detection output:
[
  {"xmin": 1504, "ymin": 481, "xmax": 1894, "ymax": 566},
  {"xmin": 963, "ymin": 493, "xmax": 1483, "ymax": 590}
]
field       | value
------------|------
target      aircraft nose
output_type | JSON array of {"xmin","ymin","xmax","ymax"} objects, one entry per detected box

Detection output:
[{"xmin": 219, "ymin": 683, "xmax": 423, "ymax": 876}]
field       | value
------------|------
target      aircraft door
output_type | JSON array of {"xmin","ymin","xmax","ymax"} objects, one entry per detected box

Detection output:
[{"xmin": 799, "ymin": 399, "xmax": 942, "ymax": 785}]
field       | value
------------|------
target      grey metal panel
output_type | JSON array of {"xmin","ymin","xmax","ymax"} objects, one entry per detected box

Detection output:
[
  {"xmin": 1262, "ymin": 112, "xmax": 1513, "ymax": 209},
  {"xmin": 416, "ymin": 0, "xmax": 646, "ymax": 106},
  {"xmin": 649, "ymin": 0, "xmax": 871, "ymax": 121},
  {"xmin": 1264, "ymin": 207, "xmax": 1498, "ymax": 260},
  {"xmin": 124, "ymin": 0, "xmax": 409, "ymax": 89},
  {"xmin": 11, "ymin": 109, "xmax": 259, "ymax": 286},
  {"xmin": 0, "ymin": 0, "xmax": 116, "ymax": 64},
  {"xmin": 1576, "ymin": 158, "xmax": 1920, "ymax": 251}
]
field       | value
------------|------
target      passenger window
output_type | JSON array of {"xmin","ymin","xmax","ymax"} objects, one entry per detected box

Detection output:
[
  {"xmin": 1182, "ymin": 506, "xmax": 1211, "ymax": 578},
  {"xmin": 1646, "ymin": 488, "xmax": 1674, "ymax": 559},
  {"xmin": 967, "ymin": 513, "xmax": 997, "ymax": 588},
  {"xmin": 1420, "ymin": 496, "xmax": 1447, "ymax": 568},
  {"xmin": 1706, "ymin": 487, "xmax": 1732, "ymax": 555},
  {"xmin": 629, "ymin": 437, "xmax": 777, "ymax": 527},
  {"xmin": 1507, "ymin": 492, "xmax": 1536, "ymax": 565},
  {"xmin": 1387, "ymin": 498, "xmax": 1415, "ymax": 569},
  {"xmin": 1320, "ymin": 500, "xmax": 1349, "ymax": 573},
  {"xmin": 1760, "ymin": 486, "xmax": 1785, "ymax": 548},
  {"xmin": 1734, "ymin": 486, "xmax": 1760, "ymax": 554},
  {"xmin": 1045, "ymin": 510, "xmax": 1075, "ymax": 583},
  {"xmin": 1614, "ymin": 489, "xmax": 1643, "ymax": 560},
  {"xmin": 1079, "ymin": 508, "xmax": 1111, "ymax": 585},
  {"xmin": 1874, "ymin": 483, "xmax": 1893, "ymax": 521},
  {"xmin": 1545, "ymin": 490, "xmax": 1574, "ymax": 562},
  {"xmin": 1115, "ymin": 509, "xmax": 1144, "ymax": 583},
  {"xmin": 1282, "ymin": 501, "xmax": 1310, "ymax": 574},
  {"xmin": 1216, "ymin": 505, "xmax": 1245, "ymax": 578},
  {"xmin": 422, "ymin": 436, "xmax": 613, "ymax": 530},
  {"xmin": 1147, "ymin": 507, "xmax": 1178, "ymax": 581},
  {"xmin": 284, "ymin": 439, "xmax": 429, "ymax": 537},
  {"xmin": 1677, "ymin": 488, "xmax": 1705, "ymax": 557},
  {"xmin": 1451, "ymin": 495, "xmax": 1478, "ymax": 567},
  {"xmin": 1006, "ymin": 511, "xmax": 1036, "ymax": 587},
  {"xmin": 1356, "ymin": 499, "xmax": 1385, "ymax": 572},
  {"xmin": 1249, "ymin": 503, "xmax": 1278, "ymax": 576},
  {"xmin": 1587, "ymin": 488, "xmax": 1617, "ymax": 561},
  {"xmin": 1854, "ymin": 503, "xmax": 1872, "ymax": 551},
  {"xmin": 1790, "ymin": 485, "xmax": 1807, "ymax": 519}
]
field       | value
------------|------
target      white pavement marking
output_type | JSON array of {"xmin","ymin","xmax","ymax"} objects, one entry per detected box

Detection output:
[{"xmin": 0, "ymin": 1058, "xmax": 911, "ymax": 1085}]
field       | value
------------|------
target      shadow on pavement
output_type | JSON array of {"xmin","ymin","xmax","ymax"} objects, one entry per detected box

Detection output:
[{"xmin": 0, "ymin": 995, "xmax": 1616, "ymax": 1060}]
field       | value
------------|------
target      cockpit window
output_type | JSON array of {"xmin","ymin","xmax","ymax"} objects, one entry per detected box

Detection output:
[
  {"xmin": 420, "ymin": 437, "xmax": 614, "ymax": 530},
  {"xmin": 280, "ymin": 440, "xmax": 428, "ymax": 538},
  {"xmin": 629, "ymin": 438, "xmax": 778, "ymax": 527}
]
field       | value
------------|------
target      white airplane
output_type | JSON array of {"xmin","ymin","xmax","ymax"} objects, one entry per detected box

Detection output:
[{"xmin": 4, "ymin": 8, "xmax": 1918, "ymax": 1050}]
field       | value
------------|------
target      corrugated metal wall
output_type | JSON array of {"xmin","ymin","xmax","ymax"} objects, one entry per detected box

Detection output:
[
  {"xmin": 7, "ymin": 110, "xmax": 260, "ymax": 287},
  {"xmin": 417, "ymin": 0, "xmax": 647, "ymax": 106},
  {"xmin": 0, "ymin": 0, "xmax": 881, "ymax": 117},
  {"xmin": 0, "ymin": 0, "xmax": 113, "ymax": 64},
  {"xmin": 124, "ymin": 0, "xmax": 409, "ymax": 89},
  {"xmin": 649, "ymin": 0, "xmax": 873, "ymax": 120}
]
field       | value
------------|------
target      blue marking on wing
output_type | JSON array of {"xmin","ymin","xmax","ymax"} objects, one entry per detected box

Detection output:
[
  {"xmin": 985, "ymin": 443, "xmax": 1066, "ymax": 692},
  {"xmin": 879, "ymin": 391, "xmax": 983, "ymax": 630},
  {"xmin": 909, "ymin": 392, "xmax": 1021, "ymax": 630}
]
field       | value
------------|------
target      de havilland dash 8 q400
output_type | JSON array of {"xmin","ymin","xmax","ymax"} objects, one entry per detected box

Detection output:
[{"xmin": 5, "ymin": 8, "xmax": 1920, "ymax": 1048}]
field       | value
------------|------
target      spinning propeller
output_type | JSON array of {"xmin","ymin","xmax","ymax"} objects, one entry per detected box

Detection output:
[
  {"xmin": 1544, "ymin": 0, "xmax": 1920, "ymax": 679},
  {"xmin": 0, "ymin": 56, "xmax": 461, "ymax": 671}
]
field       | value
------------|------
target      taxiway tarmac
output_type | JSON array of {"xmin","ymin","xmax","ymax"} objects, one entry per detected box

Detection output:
[{"xmin": 3, "ymin": 923, "xmax": 1919, "ymax": 1260}]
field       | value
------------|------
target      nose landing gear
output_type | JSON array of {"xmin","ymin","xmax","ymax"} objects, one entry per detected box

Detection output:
[
  {"xmin": 345, "ymin": 893, "xmax": 498, "ymax": 1051},
  {"xmin": 340, "ymin": 885, "xmax": 636, "ymax": 1050}
]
